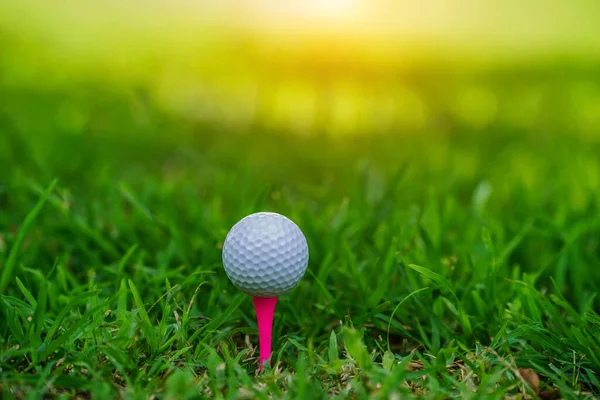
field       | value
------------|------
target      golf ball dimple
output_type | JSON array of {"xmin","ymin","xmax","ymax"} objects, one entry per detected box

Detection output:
[{"xmin": 222, "ymin": 212, "xmax": 309, "ymax": 297}]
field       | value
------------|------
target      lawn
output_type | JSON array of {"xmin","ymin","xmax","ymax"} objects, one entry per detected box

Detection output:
[{"xmin": 1, "ymin": 63, "xmax": 600, "ymax": 398}]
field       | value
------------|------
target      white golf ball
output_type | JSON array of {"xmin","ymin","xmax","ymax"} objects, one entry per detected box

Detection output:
[{"xmin": 222, "ymin": 212, "xmax": 309, "ymax": 297}]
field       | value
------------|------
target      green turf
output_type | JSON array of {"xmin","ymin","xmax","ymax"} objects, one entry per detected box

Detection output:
[{"xmin": 1, "ymin": 73, "xmax": 599, "ymax": 399}]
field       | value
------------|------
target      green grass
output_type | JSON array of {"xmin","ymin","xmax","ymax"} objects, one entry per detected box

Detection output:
[{"xmin": 1, "ymin": 75, "xmax": 600, "ymax": 399}]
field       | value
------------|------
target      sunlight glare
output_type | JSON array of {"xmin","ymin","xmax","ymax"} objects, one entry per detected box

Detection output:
[
  {"xmin": 253, "ymin": 0, "xmax": 363, "ymax": 30},
  {"xmin": 307, "ymin": 0, "xmax": 359, "ymax": 18}
]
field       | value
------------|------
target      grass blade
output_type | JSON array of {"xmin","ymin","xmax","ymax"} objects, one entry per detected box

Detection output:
[
  {"xmin": 408, "ymin": 264, "xmax": 453, "ymax": 294},
  {"xmin": 0, "ymin": 179, "xmax": 57, "ymax": 293},
  {"xmin": 128, "ymin": 279, "xmax": 158, "ymax": 352},
  {"xmin": 15, "ymin": 277, "xmax": 37, "ymax": 308},
  {"xmin": 387, "ymin": 287, "xmax": 429, "ymax": 351}
]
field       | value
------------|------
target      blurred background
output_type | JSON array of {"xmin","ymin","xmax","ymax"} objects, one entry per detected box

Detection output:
[
  {"xmin": 1, "ymin": 0, "xmax": 599, "ymax": 137},
  {"xmin": 0, "ymin": 0, "xmax": 599, "ymax": 244}
]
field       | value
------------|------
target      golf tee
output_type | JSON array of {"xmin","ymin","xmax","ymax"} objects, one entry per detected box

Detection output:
[{"xmin": 252, "ymin": 296, "xmax": 278, "ymax": 371}]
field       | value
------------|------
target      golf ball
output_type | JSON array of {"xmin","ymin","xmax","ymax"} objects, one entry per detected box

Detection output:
[{"xmin": 222, "ymin": 212, "xmax": 309, "ymax": 297}]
